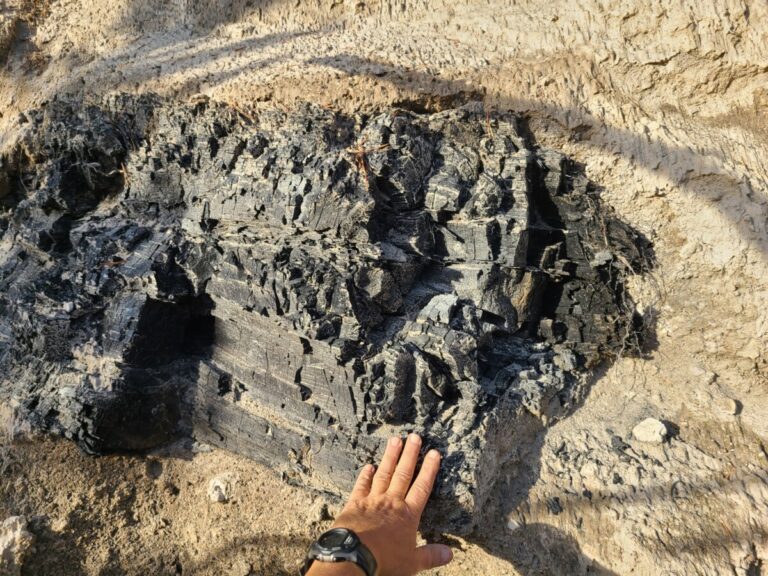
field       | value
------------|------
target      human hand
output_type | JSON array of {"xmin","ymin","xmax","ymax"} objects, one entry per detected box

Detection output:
[{"xmin": 306, "ymin": 433, "xmax": 453, "ymax": 576}]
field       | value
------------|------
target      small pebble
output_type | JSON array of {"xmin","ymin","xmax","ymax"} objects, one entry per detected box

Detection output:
[
  {"xmin": 207, "ymin": 475, "xmax": 233, "ymax": 503},
  {"xmin": 546, "ymin": 496, "xmax": 563, "ymax": 515},
  {"xmin": 506, "ymin": 517, "xmax": 522, "ymax": 532},
  {"xmin": 715, "ymin": 396, "xmax": 740, "ymax": 416},
  {"xmin": 0, "ymin": 516, "xmax": 35, "ymax": 575},
  {"xmin": 632, "ymin": 418, "xmax": 668, "ymax": 444}
]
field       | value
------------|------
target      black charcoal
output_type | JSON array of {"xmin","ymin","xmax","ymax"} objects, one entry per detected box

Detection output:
[{"xmin": 0, "ymin": 96, "xmax": 650, "ymax": 533}]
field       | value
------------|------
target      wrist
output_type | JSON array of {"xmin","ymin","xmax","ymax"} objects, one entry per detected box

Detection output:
[
  {"xmin": 303, "ymin": 527, "xmax": 378, "ymax": 576},
  {"xmin": 305, "ymin": 562, "xmax": 365, "ymax": 576}
]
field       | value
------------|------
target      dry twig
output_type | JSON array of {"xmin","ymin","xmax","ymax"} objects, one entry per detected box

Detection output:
[{"xmin": 345, "ymin": 137, "xmax": 390, "ymax": 191}]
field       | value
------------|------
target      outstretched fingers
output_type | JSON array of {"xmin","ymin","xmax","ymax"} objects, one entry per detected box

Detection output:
[
  {"xmin": 404, "ymin": 448, "xmax": 441, "ymax": 515},
  {"xmin": 370, "ymin": 436, "xmax": 403, "ymax": 494},
  {"xmin": 350, "ymin": 463, "xmax": 376, "ymax": 500},
  {"xmin": 387, "ymin": 433, "xmax": 422, "ymax": 498}
]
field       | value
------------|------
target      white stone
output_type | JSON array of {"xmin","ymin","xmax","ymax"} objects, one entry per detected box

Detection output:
[
  {"xmin": 715, "ymin": 396, "xmax": 740, "ymax": 416},
  {"xmin": 737, "ymin": 338, "xmax": 761, "ymax": 360},
  {"xmin": 207, "ymin": 474, "xmax": 234, "ymax": 503},
  {"xmin": 506, "ymin": 517, "xmax": 523, "ymax": 532},
  {"xmin": 0, "ymin": 516, "xmax": 35, "ymax": 576},
  {"xmin": 632, "ymin": 418, "xmax": 668, "ymax": 444}
]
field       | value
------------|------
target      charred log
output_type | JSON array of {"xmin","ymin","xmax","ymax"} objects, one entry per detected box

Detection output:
[{"xmin": 0, "ymin": 96, "xmax": 651, "ymax": 533}]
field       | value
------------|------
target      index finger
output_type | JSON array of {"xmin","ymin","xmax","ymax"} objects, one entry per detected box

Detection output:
[{"xmin": 404, "ymin": 449, "xmax": 442, "ymax": 516}]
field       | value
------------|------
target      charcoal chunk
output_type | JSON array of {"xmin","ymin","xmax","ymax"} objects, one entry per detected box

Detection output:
[{"xmin": 0, "ymin": 96, "xmax": 651, "ymax": 534}]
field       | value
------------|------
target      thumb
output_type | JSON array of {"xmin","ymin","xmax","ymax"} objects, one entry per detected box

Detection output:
[{"xmin": 414, "ymin": 543, "xmax": 453, "ymax": 571}]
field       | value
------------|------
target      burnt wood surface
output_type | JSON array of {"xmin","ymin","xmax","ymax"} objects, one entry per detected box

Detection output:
[{"xmin": 0, "ymin": 96, "xmax": 649, "ymax": 533}]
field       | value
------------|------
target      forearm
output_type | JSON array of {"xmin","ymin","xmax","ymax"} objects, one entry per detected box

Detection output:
[{"xmin": 306, "ymin": 561, "xmax": 365, "ymax": 576}]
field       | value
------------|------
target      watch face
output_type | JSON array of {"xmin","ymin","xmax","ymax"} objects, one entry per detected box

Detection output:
[{"xmin": 317, "ymin": 528, "xmax": 358, "ymax": 551}]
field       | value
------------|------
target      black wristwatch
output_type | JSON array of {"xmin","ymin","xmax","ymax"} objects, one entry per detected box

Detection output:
[{"xmin": 301, "ymin": 528, "xmax": 378, "ymax": 576}]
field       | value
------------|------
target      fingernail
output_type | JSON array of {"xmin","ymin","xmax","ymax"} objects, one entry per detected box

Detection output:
[
  {"xmin": 428, "ymin": 449, "xmax": 441, "ymax": 460},
  {"xmin": 388, "ymin": 437, "xmax": 400, "ymax": 447},
  {"xmin": 409, "ymin": 433, "xmax": 421, "ymax": 445},
  {"xmin": 441, "ymin": 546, "xmax": 453, "ymax": 564}
]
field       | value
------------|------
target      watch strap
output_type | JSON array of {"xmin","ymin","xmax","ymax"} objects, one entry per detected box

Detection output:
[
  {"xmin": 352, "ymin": 542, "xmax": 377, "ymax": 576},
  {"xmin": 300, "ymin": 530, "xmax": 377, "ymax": 576}
]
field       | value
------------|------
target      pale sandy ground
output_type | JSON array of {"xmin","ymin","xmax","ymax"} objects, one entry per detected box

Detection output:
[{"xmin": 0, "ymin": 1, "xmax": 767, "ymax": 574}]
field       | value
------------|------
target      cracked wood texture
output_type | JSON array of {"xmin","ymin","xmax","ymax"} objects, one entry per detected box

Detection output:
[{"xmin": 0, "ymin": 96, "xmax": 649, "ymax": 533}]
